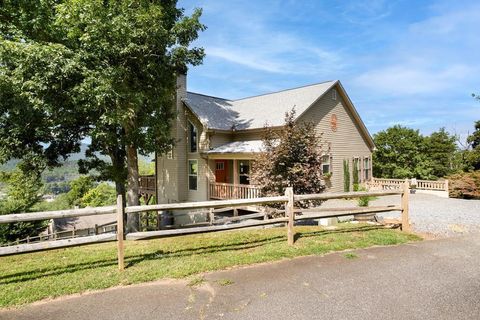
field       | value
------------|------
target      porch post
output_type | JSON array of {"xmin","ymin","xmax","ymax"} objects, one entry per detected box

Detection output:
[{"xmin": 233, "ymin": 159, "xmax": 239, "ymax": 198}]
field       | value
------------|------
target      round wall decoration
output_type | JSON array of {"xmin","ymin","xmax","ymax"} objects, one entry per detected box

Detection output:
[{"xmin": 330, "ymin": 114, "xmax": 338, "ymax": 132}]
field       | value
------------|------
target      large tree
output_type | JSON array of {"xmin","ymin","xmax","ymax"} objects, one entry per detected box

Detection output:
[
  {"xmin": 373, "ymin": 125, "xmax": 433, "ymax": 179},
  {"xmin": 0, "ymin": 1, "xmax": 205, "ymax": 231},
  {"xmin": 424, "ymin": 128, "xmax": 457, "ymax": 178},
  {"xmin": 464, "ymin": 120, "xmax": 480, "ymax": 170}
]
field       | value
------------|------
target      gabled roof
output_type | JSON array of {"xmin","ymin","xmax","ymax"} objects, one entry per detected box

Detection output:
[
  {"xmin": 183, "ymin": 80, "xmax": 336, "ymax": 131},
  {"xmin": 183, "ymin": 80, "xmax": 375, "ymax": 149}
]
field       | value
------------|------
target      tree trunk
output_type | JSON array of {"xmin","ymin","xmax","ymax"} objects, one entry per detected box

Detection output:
[
  {"xmin": 125, "ymin": 143, "xmax": 140, "ymax": 232},
  {"xmin": 109, "ymin": 148, "xmax": 127, "ymax": 239}
]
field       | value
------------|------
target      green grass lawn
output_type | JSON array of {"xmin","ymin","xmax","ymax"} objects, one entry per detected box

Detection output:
[{"xmin": 0, "ymin": 225, "xmax": 420, "ymax": 308}]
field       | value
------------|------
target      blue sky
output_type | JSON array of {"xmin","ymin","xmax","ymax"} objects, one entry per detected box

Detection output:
[{"xmin": 178, "ymin": 0, "xmax": 480, "ymax": 138}]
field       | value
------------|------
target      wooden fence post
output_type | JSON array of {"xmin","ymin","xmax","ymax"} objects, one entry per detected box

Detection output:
[
  {"xmin": 285, "ymin": 187, "xmax": 295, "ymax": 245},
  {"xmin": 209, "ymin": 208, "xmax": 214, "ymax": 226},
  {"xmin": 116, "ymin": 194, "xmax": 125, "ymax": 271},
  {"xmin": 401, "ymin": 180, "xmax": 410, "ymax": 232},
  {"xmin": 444, "ymin": 179, "xmax": 449, "ymax": 193}
]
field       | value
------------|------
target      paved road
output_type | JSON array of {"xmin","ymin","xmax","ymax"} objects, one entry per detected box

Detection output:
[{"xmin": 2, "ymin": 234, "xmax": 480, "ymax": 320}]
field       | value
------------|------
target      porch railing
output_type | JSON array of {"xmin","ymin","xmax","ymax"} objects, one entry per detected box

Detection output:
[
  {"xmin": 139, "ymin": 175, "xmax": 156, "ymax": 194},
  {"xmin": 209, "ymin": 182, "xmax": 262, "ymax": 200}
]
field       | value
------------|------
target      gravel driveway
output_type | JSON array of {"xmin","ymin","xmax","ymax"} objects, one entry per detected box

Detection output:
[{"xmin": 324, "ymin": 193, "xmax": 480, "ymax": 237}]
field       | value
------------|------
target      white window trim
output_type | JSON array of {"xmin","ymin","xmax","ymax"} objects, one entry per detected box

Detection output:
[
  {"xmin": 166, "ymin": 148, "xmax": 174, "ymax": 159},
  {"xmin": 322, "ymin": 154, "xmax": 331, "ymax": 174},
  {"xmin": 364, "ymin": 156, "xmax": 371, "ymax": 181},
  {"xmin": 188, "ymin": 159, "xmax": 198, "ymax": 191}
]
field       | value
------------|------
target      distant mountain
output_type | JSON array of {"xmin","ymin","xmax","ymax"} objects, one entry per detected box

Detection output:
[{"xmin": 0, "ymin": 143, "xmax": 154, "ymax": 172}]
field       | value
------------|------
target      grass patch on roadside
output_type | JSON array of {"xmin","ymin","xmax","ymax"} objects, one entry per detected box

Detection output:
[
  {"xmin": 344, "ymin": 252, "xmax": 359, "ymax": 259},
  {"xmin": 0, "ymin": 225, "xmax": 420, "ymax": 308}
]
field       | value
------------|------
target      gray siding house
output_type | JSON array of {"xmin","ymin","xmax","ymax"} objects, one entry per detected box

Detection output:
[{"xmin": 150, "ymin": 75, "xmax": 375, "ymax": 206}]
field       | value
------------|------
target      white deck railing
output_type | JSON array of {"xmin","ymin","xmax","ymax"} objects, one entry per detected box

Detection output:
[
  {"xmin": 209, "ymin": 182, "xmax": 262, "ymax": 200},
  {"xmin": 367, "ymin": 177, "xmax": 448, "ymax": 192}
]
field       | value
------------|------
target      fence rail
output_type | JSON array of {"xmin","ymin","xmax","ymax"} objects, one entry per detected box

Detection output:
[{"xmin": 0, "ymin": 183, "xmax": 411, "ymax": 270}]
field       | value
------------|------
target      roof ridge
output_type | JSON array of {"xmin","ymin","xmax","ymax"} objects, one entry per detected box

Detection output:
[
  {"xmin": 232, "ymin": 80, "xmax": 337, "ymax": 102},
  {"xmin": 186, "ymin": 91, "xmax": 230, "ymax": 101}
]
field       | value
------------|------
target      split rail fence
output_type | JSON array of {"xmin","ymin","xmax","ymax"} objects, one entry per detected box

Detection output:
[{"xmin": 0, "ymin": 182, "xmax": 411, "ymax": 270}]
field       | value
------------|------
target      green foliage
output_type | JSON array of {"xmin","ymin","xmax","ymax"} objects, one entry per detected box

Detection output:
[
  {"xmin": 80, "ymin": 183, "xmax": 116, "ymax": 207},
  {"xmin": 344, "ymin": 252, "xmax": 358, "ymax": 259},
  {"xmin": 31, "ymin": 193, "xmax": 71, "ymax": 212},
  {"xmin": 65, "ymin": 176, "xmax": 95, "ymax": 207},
  {"xmin": 352, "ymin": 159, "xmax": 359, "ymax": 191},
  {"xmin": 0, "ymin": 168, "xmax": 46, "ymax": 243},
  {"xmin": 425, "ymin": 128, "xmax": 458, "ymax": 177},
  {"xmin": 138, "ymin": 158, "xmax": 155, "ymax": 176},
  {"xmin": 0, "ymin": 1, "xmax": 206, "ymax": 198},
  {"xmin": 343, "ymin": 159, "xmax": 350, "ymax": 192},
  {"xmin": 356, "ymin": 185, "xmax": 375, "ymax": 207},
  {"xmin": 467, "ymin": 121, "xmax": 480, "ymax": 149},
  {"xmin": 464, "ymin": 121, "xmax": 480, "ymax": 171},
  {"xmin": 251, "ymin": 110, "xmax": 326, "ymax": 206},
  {"xmin": 373, "ymin": 125, "xmax": 459, "ymax": 179}
]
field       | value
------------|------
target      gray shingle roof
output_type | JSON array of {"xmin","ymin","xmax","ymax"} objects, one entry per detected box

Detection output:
[{"xmin": 183, "ymin": 80, "xmax": 337, "ymax": 131}]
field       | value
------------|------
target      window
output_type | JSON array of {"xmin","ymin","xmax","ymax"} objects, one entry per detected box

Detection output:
[
  {"xmin": 189, "ymin": 121, "xmax": 197, "ymax": 153},
  {"xmin": 166, "ymin": 149, "xmax": 174, "ymax": 159},
  {"xmin": 364, "ymin": 157, "xmax": 370, "ymax": 181},
  {"xmin": 188, "ymin": 160, "xmax": 198, "ymax": 190},
  {"xmin": 239, "ymin": 161, "xmax": 250, "ymax": 185},
  {"xmin": 322, "ymin": 155, "xmax": 331, "ymax": 174},
  {"xmin": 332, "ymin": 89, "xmax": 337, "ymax": 100},
  {"xmin": 216, "ymin": 162, "xmax": 224, "ymax": 170}
]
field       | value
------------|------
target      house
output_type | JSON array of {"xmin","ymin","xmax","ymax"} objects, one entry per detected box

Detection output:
[{"xmin": 147, "ymin": 74, "xmax": 375, "ymax": 208}]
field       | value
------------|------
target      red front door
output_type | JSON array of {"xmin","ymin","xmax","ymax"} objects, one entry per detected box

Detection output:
[{"xmin": 215, "ymin": 160, "xmax": 228, "ymax": 183}]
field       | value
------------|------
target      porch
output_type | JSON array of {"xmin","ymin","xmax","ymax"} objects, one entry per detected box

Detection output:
[{"xmin": 208, "ymin": 158, "xmax": 261, "ymax": 200}]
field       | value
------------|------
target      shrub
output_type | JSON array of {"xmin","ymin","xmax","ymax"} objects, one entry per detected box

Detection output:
[
  {"xmin": 447, "ymin": 171, "xmax": 480, "ymax": 199},
  {"xmin": 357, "ymin": 185, "xmax": 375, "ymax": 207},
  {"xmin": 251, "ymin": 109, "xmax": 327, "ymax": 208},
  {"xmin": 343, "ymin": 159, "xmax": 350, "ymax": 192}
]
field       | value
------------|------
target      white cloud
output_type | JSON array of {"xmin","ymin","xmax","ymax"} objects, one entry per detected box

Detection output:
[
  {"xmin": 188, "ymin": 0, "xmax": 346, "ymax": 77},
  {"xmin": 340, "ymin": 0, "xmax": 394, "ymax": 25},
  {"xmin": 207, "ymin": 47, "xmax": 286, "ymax": 74},
  {"xmin": 354, "ymin": 64, "xmax": 472, "ymax": 95},
  {"xmin": 352, "ymin": 3, "xmax": 480, "ymax": 96}
]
